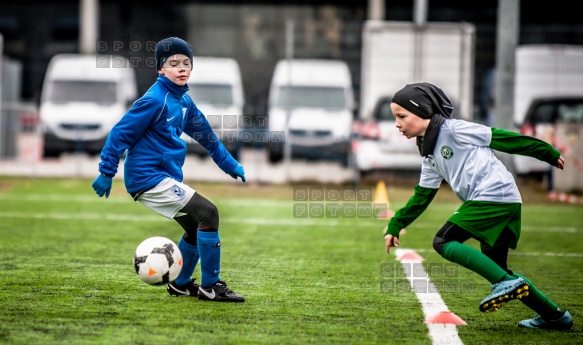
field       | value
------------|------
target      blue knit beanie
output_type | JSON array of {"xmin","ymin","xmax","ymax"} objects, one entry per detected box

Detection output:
[{"xmin": 155, "ymin": 37, "xmax": 193, "ymax": 70}]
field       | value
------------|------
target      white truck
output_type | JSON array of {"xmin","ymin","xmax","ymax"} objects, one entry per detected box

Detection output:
[
  {"xmin": 512, "ymin": 44, "xmax": 583, "ymax": 176},
  {"xmin": 353, "ymin": 21, "xmax": 475, "ymax": 174},
  {"xmin": 513, "ymin": 44, "xmax": 583, "ymax": 126},
  {"xmin": 359, "ymin": 20, "xmax": 475, "ymax": 120}
]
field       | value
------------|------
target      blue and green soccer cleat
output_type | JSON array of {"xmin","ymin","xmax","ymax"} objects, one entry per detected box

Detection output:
[
  {"xmin": 479, "ymin": 277, "xmax": 529, "ymax": 312},
  {"xmin": 519, "ymin": 310, "xmax": 573, "ymax": 330}
]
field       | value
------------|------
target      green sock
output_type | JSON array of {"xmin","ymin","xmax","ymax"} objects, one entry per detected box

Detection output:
[
  {"xmin": 441, "ymin": 242, "xmax": 512, "ymax": 284},
  {"xmin": 511, "ymin": 272, "xmax": 563, "ymax": 319}
]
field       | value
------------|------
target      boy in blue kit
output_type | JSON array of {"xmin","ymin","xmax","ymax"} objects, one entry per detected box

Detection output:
[{"xmin": 92, "ymin": 37, "xmax": 245, "ymax": 302}]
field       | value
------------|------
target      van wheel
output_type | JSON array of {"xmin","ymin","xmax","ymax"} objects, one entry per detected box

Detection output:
[
  {"xmin": 340, "ymin": 154, "xmax": 350, "ymax": 168},
  {"xmin": 230, "ymin": 149, "xmax": 240, "ymax": 162},
  {"xmin": 42, "ymin": 147, "xmax": 60, "ymax": 159},
  {"xmin": 88, "ymin": 150, "xmax": 102, "ymax": 157},
  {"xmin": 268, "ymin": 150, "xmax": 283, "ymax": 164}
]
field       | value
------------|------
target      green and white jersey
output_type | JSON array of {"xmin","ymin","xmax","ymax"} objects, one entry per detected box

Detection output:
[
  {"xmin": 419, "ymin": 119, "xmax": 521, "ymax": 203},
  {"xmin": 385, "ymin": 119, "xmax": 560, "ymax": 239}
]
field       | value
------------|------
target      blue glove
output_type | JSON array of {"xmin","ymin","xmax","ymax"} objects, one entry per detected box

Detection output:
[
  {"xmin": 92, "ymin": 174, "xmax": 113, "ymax": 198},
  {"xmin": 229, "ymin": 164, "xmax": 246, "ymax": 183}
]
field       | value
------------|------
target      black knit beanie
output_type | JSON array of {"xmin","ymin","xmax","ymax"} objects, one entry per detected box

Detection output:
[
  {"xmin": 155, "ymin": 37, "xmax": 193, "ymax": 70},
  {"xmin": 391, "ymin": 82, "xmax": 453, "ymax": 119}
]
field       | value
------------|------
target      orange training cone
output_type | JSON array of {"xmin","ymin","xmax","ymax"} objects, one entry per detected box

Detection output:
[
  {"xmin": 425, "ymin": 311, "xmax": 467, "ymax": 325},
  {"xmin": 396, "ymin": 250, "xmax": 425, "ymax": 262},
  {"xmin": 373, "ymin": 180, "xmax": 394, "ymax": 219}
]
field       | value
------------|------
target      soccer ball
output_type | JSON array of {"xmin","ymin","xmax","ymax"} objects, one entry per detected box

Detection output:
[{"xmin": 133, "ymin": 236, "xmax": 183, "ymax": 285}]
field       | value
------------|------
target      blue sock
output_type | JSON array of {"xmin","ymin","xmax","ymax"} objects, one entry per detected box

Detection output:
[
  {"xmin": 173, "ymin": 236, "xmax": 199, "ymax": 286},
  {"xmin": 197, "ymin": 230, "xmax": 221, "ymax": 287}
]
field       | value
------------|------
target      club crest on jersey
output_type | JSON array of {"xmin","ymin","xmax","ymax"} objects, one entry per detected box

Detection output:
[
  {"xmin": 440, "ymin": 146, "xmax": 454, "ymax": 159},
  {"xmin": 171, "ymin": 185, "xmax": 186, "ymax": 198}
]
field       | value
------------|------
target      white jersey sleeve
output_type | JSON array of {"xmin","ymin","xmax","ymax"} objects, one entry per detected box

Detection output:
[
  {"xmin": 450, "ymin": 119, "xmax": 491, "ymax": 146},
  {"xmin": 419, "ymin": 119, "xmax": 522, "ymax": 203}
]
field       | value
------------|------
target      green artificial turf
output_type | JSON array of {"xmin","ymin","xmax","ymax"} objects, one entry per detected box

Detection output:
[{"xmin": 0, "ymin": 177, "xmax": 581, "ymax": 345}]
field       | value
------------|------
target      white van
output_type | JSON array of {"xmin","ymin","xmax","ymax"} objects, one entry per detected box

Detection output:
[
  {"xmin": 266, "ymin": 59, "xmax": 355, "ymax": 165},
  {"xmin": 39, "ymin": 54, "xmax": 137, "ymax": 157},
  {"xmin": 182, "ymin": 56, "xmax": 244, "ymax": 160}
]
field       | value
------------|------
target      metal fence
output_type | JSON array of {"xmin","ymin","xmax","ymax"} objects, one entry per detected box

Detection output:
[{"xmin": 0, "ymin": 102, "xmax": 40, "ymax": 161}]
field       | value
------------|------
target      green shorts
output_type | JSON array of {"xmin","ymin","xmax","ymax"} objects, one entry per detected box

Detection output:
[{"xmin": 448, "ymin": 201, "xmax": 522, "ymax": 249}]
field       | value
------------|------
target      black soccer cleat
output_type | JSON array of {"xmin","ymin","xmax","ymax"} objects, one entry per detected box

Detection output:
[
  {"xmin": 197, "ymin": 280, "xmax": 245, "ymax": 302},
  {"xmin": 167, "ymin": 279, "xmax": 200, "ymax": 297}
]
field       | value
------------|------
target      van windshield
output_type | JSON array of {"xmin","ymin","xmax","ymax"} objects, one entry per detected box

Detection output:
[
  {"xmin": 188, "ymin": 84, "xmax": 233, "ymax": 106},
  {"xmin": 48, "ymin": 80, "xmax": 117, "ymax": 104},
  {"xmin": 276, "ymin": 86, "xmax": 346, "ymax": 109}
]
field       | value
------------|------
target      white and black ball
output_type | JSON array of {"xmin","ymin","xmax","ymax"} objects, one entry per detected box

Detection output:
[{"xmin": 133, "ymin": 236, "xmax": 183, "ymax": 285}]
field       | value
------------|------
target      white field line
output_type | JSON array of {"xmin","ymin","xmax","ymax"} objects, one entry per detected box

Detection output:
[
  {"xmin": 0, "ymin": 194, "xmax": 580, "ymax": 233},
  {"xmin": 0, "ymin": 194, "xmax": 295, "ymax": 206},
  {"xmin": 1, "ymin": 211, "xmax": 583, "ymax": 259},
  {"xmin": 394, "ymin": 248, "xmax": 464, "ymax": 345}
]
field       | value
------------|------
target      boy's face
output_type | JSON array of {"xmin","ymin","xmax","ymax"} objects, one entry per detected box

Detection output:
[
  {"xmin": 158, "ymin": 54, "xmax": 191, "ymax": 86},
  {"xmin": 390, "ymin": 102, "xmax": 430, "ymax": 139}
]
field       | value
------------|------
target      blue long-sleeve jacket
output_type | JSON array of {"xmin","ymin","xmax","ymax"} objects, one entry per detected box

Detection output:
[{"xmin": 98, "ymin": 75, "xmax": 238, "ymax": 193}]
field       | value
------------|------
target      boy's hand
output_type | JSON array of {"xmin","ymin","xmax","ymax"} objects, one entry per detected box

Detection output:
[
  {"xmin": 229, "ymin": 164, "xmax": 246, "ymax": 182},
  {"xmin": 554, "ymin": 155, "xmax": 565, "ymax": 170},
  {"xmin": 384, "ymin": 234, "xmax": 400, "ymax": 254},
  {"xmin": 92, "ymin": 174, "xmax": 112, "ymax": 198}
]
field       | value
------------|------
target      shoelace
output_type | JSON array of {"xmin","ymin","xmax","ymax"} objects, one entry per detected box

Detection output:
[
  {"xmin": 174, "ymin": 279, "xmax": 198, "ymax": 291},
  {"xmin": 533, "ymin": 314, "xmax": 565, "ymax": 322},
  {"xmin": 490, "ymin": 280, "xmax": 520, "ymax": 291},
  {"xmin": 215, "ymin": 281, "xmax": 234, "ymax": 294},
  {"xmin": 530, "ymin": 315, "xmax": 546, "ymax": 324}
]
